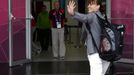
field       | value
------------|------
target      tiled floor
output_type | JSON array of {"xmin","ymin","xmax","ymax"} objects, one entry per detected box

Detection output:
[
  {"xmin": 32, "ymin": 61, "xmax": 134, "ymax": 75},
  {"xmin": 1, "ymin": 61, "xmax": 134, "ymax": 75}
]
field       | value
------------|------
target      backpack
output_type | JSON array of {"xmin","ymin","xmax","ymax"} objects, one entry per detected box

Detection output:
[{"xmin": 86, "ymin": 14, "xmax": 125, "ymax": 62}]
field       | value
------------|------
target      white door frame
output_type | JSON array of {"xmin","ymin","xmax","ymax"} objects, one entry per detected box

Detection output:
[{"xmin": 26, "ymin": 0, "xmax": 32, "ymax": 60}]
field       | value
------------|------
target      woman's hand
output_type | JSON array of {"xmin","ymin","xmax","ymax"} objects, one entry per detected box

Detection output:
[{"xmin": 67, "ymin": 0, "xmax": 76, "ymax": 16}]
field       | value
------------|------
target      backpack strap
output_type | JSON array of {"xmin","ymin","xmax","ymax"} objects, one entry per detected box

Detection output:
[
  {"xmin": 86, "ymin": 13, "xmax": 109, "ymax": 54},
  {"xmin": 85, "ymin": 22, "xmax": 101, "ymax": 53},
  {"xmin": 95, "ymin": 13, "xmax": 111, "ymax": 26}
]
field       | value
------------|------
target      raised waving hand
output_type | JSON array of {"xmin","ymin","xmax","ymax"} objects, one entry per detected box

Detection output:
[{"xmin": 67, "ymin": 0, "xmax": 76, "ymax": 16}]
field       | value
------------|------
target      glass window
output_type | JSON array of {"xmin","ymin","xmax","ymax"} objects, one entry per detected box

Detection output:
[{"xmin": 111, "ymin": 0, "xmax": 134, "ymax": 59}]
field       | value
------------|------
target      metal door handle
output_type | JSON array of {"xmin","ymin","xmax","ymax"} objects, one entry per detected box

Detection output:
[{"xmin": 10, "ymin": 13, "xmax": 16, "ymax": 20}]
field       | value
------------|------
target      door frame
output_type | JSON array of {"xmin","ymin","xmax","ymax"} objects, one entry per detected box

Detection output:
[
  {"xmin": 8, "ymin": 0, "xmax": 31, "ymax": 67},
  {"xmin": 106, "ymin": 0, "xmax": 134, "ymax": 63}
]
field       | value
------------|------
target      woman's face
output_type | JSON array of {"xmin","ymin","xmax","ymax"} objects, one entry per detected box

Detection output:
[{"xmin": 87, "ymin": 2, "xmax": 99, "ymax": 12}]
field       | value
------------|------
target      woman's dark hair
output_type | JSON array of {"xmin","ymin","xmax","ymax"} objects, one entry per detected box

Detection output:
[
  {"xmin": 88, "ymin": 0, "xmax": 102, "ymax": 5},
  {"xmin": 97, "ymin": 0, "xmax": 102, "ymax": 5},
  {"xmin": 100, "ymin": 1, "xmax": 106, "ymax": 14}
]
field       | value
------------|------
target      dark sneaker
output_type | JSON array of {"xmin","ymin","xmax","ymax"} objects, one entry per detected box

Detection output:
[
  {"xmin": 37, "ymin": 49, "xmax": 41, "ymax": 54},
  {"xmin": 53, "ymin": 57, "xmax": 58, "ymax": 60},
  {"xmin": 60, "ymin": 57, "xmax": 65, "ymax": 60}
]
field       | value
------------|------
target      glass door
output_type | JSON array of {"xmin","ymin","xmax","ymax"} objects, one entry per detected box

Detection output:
[
  {"xmin": 8, "ymin": 0, "xmax": 31, "ymax": 66},
  {"xmin": 0, "ymin": 0, "xmax": 9, "ymax": 63},
  {"xmin": 106, "ymin": 0, "xmax": 134, "ymax": 63}
]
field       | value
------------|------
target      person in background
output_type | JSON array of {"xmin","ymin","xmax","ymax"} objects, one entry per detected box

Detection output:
[
  {"xmin": 49, "ymin": 1, "xmax": 66, "ymax": 60},
  {"xmin": 31, "ymin": 16, "xmax": 41, "ymax": 55},
  {"xmin": 36, "ymin": 5, "xmax": 51, "ymax": 53},
  {"xmin": 67, "ymin": 0, "xmax": 110, "ymax": 75}
]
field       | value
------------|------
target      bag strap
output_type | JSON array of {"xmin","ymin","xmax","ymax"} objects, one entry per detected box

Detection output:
[
  {"xmin": 96, "ymin": 13, "xmax": 110, "ymax": 26},
  {"xmin": 86, "ymin": 13, "xmax": 109, "ymax": 53},
  {"xmin": 85, "ymin": 22, "xmax": 100, "ymax": 53}
]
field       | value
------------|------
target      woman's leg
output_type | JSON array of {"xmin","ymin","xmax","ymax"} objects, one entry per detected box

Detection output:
[{"xmin": 88, "ymin": 53, "xmax": 103, "ymax": 75}]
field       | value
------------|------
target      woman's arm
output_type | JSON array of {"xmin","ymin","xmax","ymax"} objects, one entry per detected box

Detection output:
[{"xmin": 72, "ymin": 12, "xmax": 88, "ymax": 23}]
